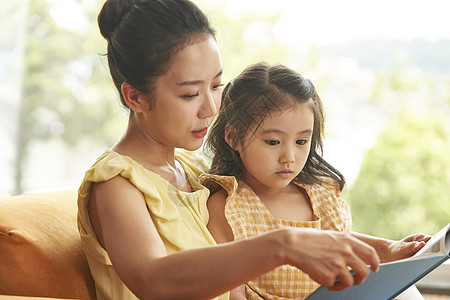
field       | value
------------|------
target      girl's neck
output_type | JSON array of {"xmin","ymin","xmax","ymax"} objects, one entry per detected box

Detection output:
[
  {"xmin": 242, "ymin": 179, "xmax": 315, "ymax": 222},
  {"xmin": 244, "ymin": 178, "xmax": 298, "ymax": 199}
]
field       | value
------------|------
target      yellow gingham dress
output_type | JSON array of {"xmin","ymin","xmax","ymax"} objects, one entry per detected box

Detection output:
[{"xmin": 200, "ymin": 174, "xmax": 352, "ymax": 300}]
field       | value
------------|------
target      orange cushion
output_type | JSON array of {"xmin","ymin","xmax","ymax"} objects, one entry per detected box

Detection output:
[{"xmin": 0, "ymin": 190, "xmax": 96, "ymax": 299}]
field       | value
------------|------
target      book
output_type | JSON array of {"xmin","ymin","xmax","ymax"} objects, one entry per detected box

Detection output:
[{"xmin": 306, "ymin": 223, "xmax": 450, "ymax": 300}]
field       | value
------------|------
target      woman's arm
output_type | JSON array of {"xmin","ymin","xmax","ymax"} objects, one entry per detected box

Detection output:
[
  {"xmin": 90, "ymin": 176, "xmax": 282, "ymax": 299},
  {"xmin": 89, "ymin": 176, "xmax": 380, "ymax": 300},
  {"xmin": 351, "ymin": 231, "xmax": 431, "ymax": 263}
]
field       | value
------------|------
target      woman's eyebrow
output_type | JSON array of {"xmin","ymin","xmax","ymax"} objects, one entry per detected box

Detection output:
[
  {"xmin": 214, "ymin": 68, "xmax": 223, "ymax": 78},
  {"xmin": 176, "ymin": 69, "xmax": 223, "ymax": 86}
]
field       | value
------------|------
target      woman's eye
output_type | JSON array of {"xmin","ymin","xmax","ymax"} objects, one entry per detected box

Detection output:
[
  {"xmin": 265, "ymin": 140, "xmax": 279, "ymax": 146},
  {"xmin": 213, "ymin": 83, "xmax": 224, "ymax": 90},
  {"xmin": 296, "ymin": 139, "xmax": 308, "ymax": 145},
  {"xmin": 183, "ymin": 92, "xmax": 199, "ymax": 99}
]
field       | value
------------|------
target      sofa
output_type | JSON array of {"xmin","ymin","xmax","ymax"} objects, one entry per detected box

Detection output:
[
  {"xmin": 2, "ymin": 191, "xmax": 448, "ymax": 300},
  {"xmin": 0, "ymin": 190, "xmax": 96, "ymax": 299}
]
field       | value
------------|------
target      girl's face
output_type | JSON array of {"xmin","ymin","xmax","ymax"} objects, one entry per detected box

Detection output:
[
  {"xmin": 236, "ymin": 101, "xmax": 314, "ymax": 191},
  {"xmin": 144, "ymin": 36, "xmax": 223, "ymax": 151}
]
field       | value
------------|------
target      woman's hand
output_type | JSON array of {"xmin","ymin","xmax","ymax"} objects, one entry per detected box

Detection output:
[{"xmin": 277, "ymin": 228, "xmax": 380, "ymax": 291}]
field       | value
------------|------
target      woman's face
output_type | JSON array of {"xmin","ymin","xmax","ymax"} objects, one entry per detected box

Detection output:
[{"xmin": 144, "ymin": 36, "xmax": 223, "ymax": 151}]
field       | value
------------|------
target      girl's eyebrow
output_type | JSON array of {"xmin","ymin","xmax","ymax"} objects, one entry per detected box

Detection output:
[
  {"xmin": 260, "ymin": 128, "xmax": 313, "ymax": 135},
  {"xmin": 176, "ymin": 69, "xmax": 223, "ymax": 86}
]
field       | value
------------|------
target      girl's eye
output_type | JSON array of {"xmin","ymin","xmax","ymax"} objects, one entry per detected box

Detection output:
[
  {"xmin": 183, "ymin": 92, "xmax": 199, "ymax": 99},
  {"xmin": 265, "ymin": 140, "xmax": 280, "ymax": 146},
  {"xmin": 296, "ymin": 139, "xmax": 308, "ymax": 145}
]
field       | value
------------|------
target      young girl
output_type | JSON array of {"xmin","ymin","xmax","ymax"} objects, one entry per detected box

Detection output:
[{"xmin": 200, "ymin": 62, "xmax": 430, "ymax": 299}]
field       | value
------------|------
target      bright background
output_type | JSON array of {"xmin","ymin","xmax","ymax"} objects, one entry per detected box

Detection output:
[
  {"xmin": 1, "ymin": 0, "xmax": 449, "ymax": 296},
  {"xmin": 1, "ymin": 0, "xmax": 449, "ymax": 239}
]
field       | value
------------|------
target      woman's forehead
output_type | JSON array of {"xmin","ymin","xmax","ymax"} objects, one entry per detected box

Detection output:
[{"xmin": 165, "ymin": 36, "xmax": 222, "ymax": 82}]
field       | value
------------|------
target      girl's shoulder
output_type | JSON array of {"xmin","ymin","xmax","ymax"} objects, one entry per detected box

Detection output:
[
  {"xmin": 317, "ymin": 177, "xmax": 341, "ymax": 192},
  {"xmin": 199, "ymin": 174, "xmax": 240, "ymax": 197},
  {"xmin": 294, "ymin": 176, "xmax": 342, "ymax": 196}
]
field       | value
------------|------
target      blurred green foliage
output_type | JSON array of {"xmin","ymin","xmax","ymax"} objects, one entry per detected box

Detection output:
[
  {"xmin": 347, "ymin": 111, "xmax": 450, "ymax": 239},
  {"xmin": 196, "ymin": 0, "xmax": 293, "ymax": 80},
  {"xmin": 13, "ymin": 0, "xmax": 124, "ymax": 194}
]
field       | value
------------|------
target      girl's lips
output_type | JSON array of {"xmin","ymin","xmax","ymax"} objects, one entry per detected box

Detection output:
[
  {"xmin": 276, "ymin": 170, "xmax": 293, "ymax": 179},
  {"xmin": 192, "ymin": 127, "xmax": 208, "ymax": 138}
]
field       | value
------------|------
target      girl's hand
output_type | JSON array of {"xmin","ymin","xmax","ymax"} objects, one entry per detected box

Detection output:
[
  {"xmin": 386, "ymin": 233, "xmax": 431, "ymax": 262},
  {"xmin": 352, "ymin": 231, "xmax": 432, "ymax": 263}
]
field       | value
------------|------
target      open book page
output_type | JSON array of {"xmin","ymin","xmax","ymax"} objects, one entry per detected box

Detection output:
[
  {"xmin": 305, "ymin": 255, "xmax": 449, "ymax": 300},
  {"xmin": 414, "ymin": 223, "xmax": 450, "ymax": 257},
  {"xmin": 305, "ymin": 223, "xmax": 450, "ymax": 300}
]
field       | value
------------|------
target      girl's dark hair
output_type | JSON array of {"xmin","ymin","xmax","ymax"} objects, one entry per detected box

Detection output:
[
  {"xmin": 205, "ymin": 62, "xmax": 346, "ymax": 191},
  {"xmin": 98, "ymin": 0, "xmax": 216, "ymax": 109}
]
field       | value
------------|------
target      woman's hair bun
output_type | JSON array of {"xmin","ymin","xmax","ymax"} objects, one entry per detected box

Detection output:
[{"xmin": 98, "ymin": 0, "xmax": 134, "ymax": 40}]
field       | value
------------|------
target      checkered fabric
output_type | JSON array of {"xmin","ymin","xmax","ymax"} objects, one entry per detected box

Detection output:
[{"xmin": 200, "ymin": 174, "xmax": 352, "ymax": 300}]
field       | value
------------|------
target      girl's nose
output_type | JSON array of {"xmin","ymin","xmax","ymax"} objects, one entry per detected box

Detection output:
[{"xmin": 280, "ymin": 147, "xmax": 295, "ymax": 164}]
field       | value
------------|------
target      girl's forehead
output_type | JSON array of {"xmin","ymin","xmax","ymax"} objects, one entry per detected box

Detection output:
[
  {"xmin": 245, "ymin": 101, "xmax": 314, "ymax": 138},
  {"xmin": 264, "ymin": 100, "xmax": 314, "ymax": 120}
]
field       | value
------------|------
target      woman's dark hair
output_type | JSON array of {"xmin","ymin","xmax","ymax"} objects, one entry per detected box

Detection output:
[
  {"xmin": 98, "ymin": 0, "xmax": 216, "ymax": 109},
  {"xmin": 205, "ymin": 62, "xmax": 346, "ymax": 190}
]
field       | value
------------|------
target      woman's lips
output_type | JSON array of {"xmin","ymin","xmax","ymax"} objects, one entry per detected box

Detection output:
[{"xmin": 192, "ymin": 127, "xmax": 208, "ymax": 138}]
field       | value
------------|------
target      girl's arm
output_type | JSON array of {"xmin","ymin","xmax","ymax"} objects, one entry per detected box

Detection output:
[
  {"xmin": 229, "ymin": 286, "xmax": 247, "ymax": 300},
  {"xmin": 351, "ymin": 232, "xmax": 431, "ymax": 263},
  {"xmin": 207, "ymin": 189, "xmax": 247, "ymax": 300},
  {"xmin": 90, "ymin": 176, "xmax": 380, "ymax": 300}
]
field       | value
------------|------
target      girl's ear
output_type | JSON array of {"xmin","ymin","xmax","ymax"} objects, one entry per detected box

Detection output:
[
  {"xmin": 121, "ymin": 82, "xmax": 149, "ymax": 113},
  {"xmin": 224, "ymin": 124, "xmax": 238, "ymax": 151}
]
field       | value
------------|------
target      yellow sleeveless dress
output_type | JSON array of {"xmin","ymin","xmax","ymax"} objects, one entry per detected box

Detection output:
[
  {"xmin": 200, "ymin": 174, "xmax": 351, "ymax": 300},
  {"xmin": 78, "ymin": 149, "xmax": 229, "ymax": 300}
]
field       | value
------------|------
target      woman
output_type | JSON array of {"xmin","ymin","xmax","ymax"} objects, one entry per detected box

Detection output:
[{"xmin": 77, "ymin": 1, "xmax": 382, "ymax": 299}]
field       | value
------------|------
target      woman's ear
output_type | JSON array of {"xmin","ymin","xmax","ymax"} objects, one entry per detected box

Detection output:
[{"xmin": 121, "ymin": 82, "xmax": 149, "ymax": 113}]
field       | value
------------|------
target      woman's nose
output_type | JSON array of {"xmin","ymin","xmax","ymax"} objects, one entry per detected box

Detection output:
[{"xmin": 199, "ymin": 91, "xmax": 220, "ymax": 119}]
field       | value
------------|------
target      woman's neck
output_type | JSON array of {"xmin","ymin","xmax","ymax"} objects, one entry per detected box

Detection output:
[
  {"xmin": 112, "ymin": 119, "xmax": 176, "ymax": 167},
  {"xmin": 110, "ymin": 118, "xmax": 192, "ymax": 192}
]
